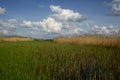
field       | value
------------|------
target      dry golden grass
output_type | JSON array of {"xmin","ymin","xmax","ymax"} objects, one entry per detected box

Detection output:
[
  {"xmin": 54, "ymin": 35, "xmax": 120, "ymax": 48},
  {"xmin": 0, "ymin": 36, "xmax": 33, "ymax": 42}
]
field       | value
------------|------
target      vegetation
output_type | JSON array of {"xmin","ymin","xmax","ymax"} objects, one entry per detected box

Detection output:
[
  {"xmin": 0, "ymin": 37, "xmax": 120, "ymax": 80},
  {"xmin": 0, "ymin": 36, "xmax": 33, "ymax": 42},
  {"xmin": 54, "ymin": 35, "xmax": 120, "ymax": 48}
]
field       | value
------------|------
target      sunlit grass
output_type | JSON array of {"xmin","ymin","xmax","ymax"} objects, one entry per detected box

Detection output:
[
  {"xmin": 0, "ymin": 40, "xmax": 120, "ymax": 80},
  {"xmin": 54, "ymin": 35, "xmax": 120, "ymax": 48}
]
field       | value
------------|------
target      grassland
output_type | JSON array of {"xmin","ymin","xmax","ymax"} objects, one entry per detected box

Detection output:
[{"xmin": 0, "ymin": 37, "xmax": 120, "ymax": 80}]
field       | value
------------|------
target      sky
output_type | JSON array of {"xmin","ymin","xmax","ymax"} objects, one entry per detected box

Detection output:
[{"xmin": 0, "ymin": 0, "xmax": 120, "ymax": 39}]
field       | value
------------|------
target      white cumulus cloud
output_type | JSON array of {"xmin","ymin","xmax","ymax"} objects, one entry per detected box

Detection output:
[
  {"xmin": 21, "ymin": 17, "xmax": 62, "ymax": 33},
  {"xmin": 50, "ymin": 5, "xmax": 86, "ymax": 22},
  {"xmin": 47, "ymin": 5, "xmax": 86, "ymax": 36},
  {"xmin": 22, "ymin": 20, "xmax": 33, "ymax": 27},
  {"xmin": 0, "ymin": 7, "xmax": 6, "ymax": 14},
  {"xmin": 40, "ymin": 17, "xmax": 62, "ymax": 32}
]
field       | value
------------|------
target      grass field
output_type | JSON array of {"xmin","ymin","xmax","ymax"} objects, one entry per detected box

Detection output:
[{"xmin": 0, "ymin": 39, "xmax": 120, "ymax": 80}]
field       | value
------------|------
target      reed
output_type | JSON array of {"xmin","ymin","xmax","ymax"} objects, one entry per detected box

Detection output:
[{"xmin": 54, "ymin": 35, "xmax": 120, "ymax": 48}]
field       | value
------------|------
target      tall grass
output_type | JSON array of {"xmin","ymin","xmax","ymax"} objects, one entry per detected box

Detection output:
[
  {"xmin": 54, "ymin": 35, "xmax": 120, "ymax": 48},
  {"xmin": 0, "ymin": 36, "xmax": 33, "ymax": 42},
  {"xmin": 0, "ymin": 40, "xmax": 120, "ymax": 80}
]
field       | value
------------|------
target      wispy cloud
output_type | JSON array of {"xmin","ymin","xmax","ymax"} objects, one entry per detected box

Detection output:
[
  {"xmin": 0, "ymin": 19, "xmax": 18, "ymax": 29},
  {"xmin": 0, "ymin": 19, "xmax": 18, "ymax": 35},
  {"xmin": 0, "ymin": 29, "xmax": 8, "ymax": 35},
  {"xmin": 38, "ymin": 5, "xmax": 45, "ymax": 8},
  {"xmin": 90, "ymin": 25, "xmax": 120, "ymax": 36},
  {"xmin": 105, "ymin": 0, "xmax": 120, "ymax": 16},
  {"xmin": 0, "ymin": 7, "xmax": 6, "ymax": 14}
]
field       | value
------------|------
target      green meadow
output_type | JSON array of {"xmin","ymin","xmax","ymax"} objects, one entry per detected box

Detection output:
[{"xmin": 0, "ymin": 40, "xmax": 120, "ymax": 80}]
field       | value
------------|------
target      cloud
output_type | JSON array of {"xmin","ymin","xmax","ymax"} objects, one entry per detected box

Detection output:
[
  {"xmin": 21, "ymin": 20, "xmax": 41, "ymax": 31},
  {"xmin": 91, "ymin": 25, "xmax": 120, "ymax": 35},
  {"xmin": 0, "ymin": 19, "xmax": 18, "ymax": 29},
  {"xmin": 113, "ymin": 0, "xmax": 120, "ymax": 2},
  {"xmin": 22, "ymin": 20, "xmax": 32, "ymax": 27},
  {"xmin": 48, "ymin": 5, "xmax": 86, "ymax": 36},
  {"xmin": 21, "ymin": 17, "xmax": 62, "ymax": 33},
  {"xmin": 20, "ymin": 5, "xmax": 86, "ymax": 36},
  {"xmin": 50, "ymin": 5, "xmax": 86, "ymax": 22},
  {"xmin": 0, "ymin": 5, "xmax": 87, "ymax": 38},
  {"xmin": 0, "ymin": 19, "xmax": 18, "ymax": 36},
  {"xmin": 105, "ymin": 0, "xmax": 120, "ymax": 16},
  {"xmin": 0, "ymin": 7, "xmax": 6, "ymax": 14},
  {"xmin": 0, "ymin": 29, "xmax": 8, "ymax": 35},
  {"xmin": 39, "ymin": 17, "xmax": 62, "ymax": 32}
]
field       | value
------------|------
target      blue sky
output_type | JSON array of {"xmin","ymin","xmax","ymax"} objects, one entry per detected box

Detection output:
[{"xmin": 0, "ymin": 0, "xmax": 120, "ymax": 38}]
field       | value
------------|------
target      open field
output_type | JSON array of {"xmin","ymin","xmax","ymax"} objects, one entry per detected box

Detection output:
[{"xmin": 0, "ymin": 38, "xmax": 120, "ymax": 80}]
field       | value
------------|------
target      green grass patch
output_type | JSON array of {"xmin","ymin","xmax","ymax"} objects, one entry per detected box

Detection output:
[{"xmin": 0, "ymin": 41, "xmax": 120, "ymax": 80}]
